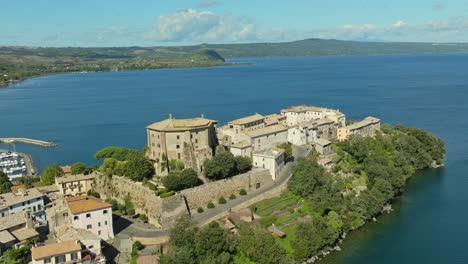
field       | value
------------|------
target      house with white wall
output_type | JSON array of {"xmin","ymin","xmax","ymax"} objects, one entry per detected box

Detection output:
[
  {"xmin": 0, "ymin": 188, "xmax": 45, "ymax": 222},
  {"xmin": 66, "ymin": 195, "xmax": 114, "ymax": 240},
  {"xmin": 252, "ymin": 149, "xmax": 285, "ymax": 180}
]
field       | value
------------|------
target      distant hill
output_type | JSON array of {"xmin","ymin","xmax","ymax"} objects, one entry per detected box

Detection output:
[
  {"xmin": 195, "ymin": 38, "xmax": 468, "ymax": 58},
  {"xmin": 2, "ymin": 38, "xmax": 468, "ymax": 86}
]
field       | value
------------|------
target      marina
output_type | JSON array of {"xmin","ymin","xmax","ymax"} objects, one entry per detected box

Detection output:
[{"xmin": 0, "ymin": 149, "xmax": 37, "ymax": 180}]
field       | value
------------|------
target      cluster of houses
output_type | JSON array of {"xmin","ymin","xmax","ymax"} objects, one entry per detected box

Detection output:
[
  {"xmin": 146, "ymin": 105, "xmax": 381, "ymax": 179},
  {"xmin": 0, "ymin": 169, "xmax": 110, "ymax": 263}
]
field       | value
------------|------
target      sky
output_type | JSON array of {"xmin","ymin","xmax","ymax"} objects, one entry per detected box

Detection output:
[{"xmin": 2, "ymin": 0, "xmax": 468, "ymax": 47}]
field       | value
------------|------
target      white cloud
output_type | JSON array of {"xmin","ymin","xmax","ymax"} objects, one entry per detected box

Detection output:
[
  {"xmin": 392, "ymin": 20, "xmax": 406, "ymax": 28},
  {"xmin": 144, "ymin": 9, "xmax": 258, "ymax": 43}
]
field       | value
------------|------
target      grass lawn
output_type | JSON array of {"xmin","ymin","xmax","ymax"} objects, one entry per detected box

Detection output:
[
  {"xmin": 253, "ymin": 192, "xmax": 298, "ymax": 216},
  {"xmin": 274, "ymin": 225, "xmax": 297, "ymax": 255}
]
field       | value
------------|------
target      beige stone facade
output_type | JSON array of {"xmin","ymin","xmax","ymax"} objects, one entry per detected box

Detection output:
[
  {"xmin": 55, "ymin": 173, "xmax": 95, "ymax": 197},
  {"xmin": 281, "ymin": 105, "xmax": 345, "ymax": 127},
  {"xmin": 31, "ymin": 240, "xmax": 82, "ymax": 264},
  {"xmin": 147, "ymin": 116, "xmax": 218, "ymax": 173},
  {"xmin": 313, "ymin": 138, "xmax": 332, "ymax": 155},
  {"xmin": 337, "ymin": 116, "xmax": 381, "ymax": 141}
]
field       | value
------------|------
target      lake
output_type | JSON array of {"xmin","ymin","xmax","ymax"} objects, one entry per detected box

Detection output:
[{"xmin": 1, "ymin": 54, "xmax": 467, "ymax": 263}]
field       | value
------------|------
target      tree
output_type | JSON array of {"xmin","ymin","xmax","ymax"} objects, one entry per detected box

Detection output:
[
  {"xmin": 234, "ymin": 156, "xmax": 252, "ymax": 174},
  {"xmin": 160, "ymin": 216, "xmax": 198, "ymax": 264},
  {"xmin": 162, "ymin": 168, "xmax": 199, "ymax": 192},
  {"xmin": 238, "ymin": 225, "xmax": 290, "ymax": 264},
  {"xmin": 292, "ymin": 220, "xmax": 325, "ymax": 262},
  {"xmin": 0, "ymin": 171, "xmax": 12, "ymax": 194},
  {"xmin": 169, "ymin": 159, "xmax": 185, "ymax": 171},
  {"xmin": 195, "ymin": 222, "xmax": 237, "ymax": 264},
  {"xmin": 94, "ymin": 146, "xmax": 142, "ymax": 161},
  {"xmin": 204, "ymin": 152, "xmax": 236, "ymax": 180},
  {"xmin": 71, "ymin": 162, "xmax": 87, "ymax": 175},
  {"xmin": 125, "ymin": 154, "xmax": 154, "ymax": 181},
  {"xmin": 40, "ymin": 164, "xmax": 64, "ymax": 185}
]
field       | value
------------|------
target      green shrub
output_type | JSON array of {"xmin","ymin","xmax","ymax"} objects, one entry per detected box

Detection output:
[
  {"xmin": 148, "ymin": 182, "xmax": 158, "ymax": 191},
  {"xmin": 139, "ymin": 214, "xmax": 148, "ymax": 222},
  {"xmin": 197, "ymin": 207, "xmax": 204, "ymax": 213},
  {"xmin": 239, "ymin": 189, "xmax": 247, "ymax": 196},
  {"xmin": 155, "ymin": 188, "xmax": 167, "ymax": 196},
  {"xmin": 127, "ymin": 208, "xmax": 136, "ymax": 216},
  {"xmin": 229, "ymin": 194, "xmax": 236, "ymax": 200},
  {"xmin": 207, "ymin": 202, "xmax": 215, "ymax": 209},
  {"xmin": 219, "ymin": 197, "xmax": 227, "ymax": 204},
  {"xmin": 160, "ymin": 191, "xmax": 175, "ymax": 198}
]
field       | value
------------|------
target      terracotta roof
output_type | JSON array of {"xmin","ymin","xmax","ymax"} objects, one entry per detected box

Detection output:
[
  {"xmin": 11, "ymin": 227, "xmax": 38, "ymax": 241},
  {"xmin": 0, "ymin": 213, "xmax": 26, "ymax": 231},
  {"xmin": 61, "ymin": 166, "xmax": 72, "ymax": 174},
  {"xmin": 0, "ymin": 230, "xmax": 16, "ymax": 244},
  {"xmin": 10, "ymin": 185, "xmax": 26, "ymax": 193},
  {"xmin": 0, "ymin": 188, "xmax": 43, "ymax": 210},
  {"xmin": 147, "ymin": 117, "xmax": 217, "ymax": 131},
  {"xmin": 56, "ymin": 173, "xmax": 95, "ymax": 184},
  {"xmin": 228, "ymin": 113, "xmax": 265, "ymax": 125},
  {"xmin": 243, "ymin": 124, "xmax": 288, "ymax": 138},
  {"xmin": 32, "ymin": 240, "xmax": 82, "ymax": 260},
  {"xmin": 67, "ymin": 195, "xmax": 111, "ymax": 215},
  {"xmin": 345, "ymin": 116, "xmax": 380, "ymax": 131}
]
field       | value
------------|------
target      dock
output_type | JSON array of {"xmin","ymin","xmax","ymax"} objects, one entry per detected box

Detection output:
[
  {"xmin": 0, "ymin": 137, "xmax": 57, "ymax": 147},
  {"xmin": 0, "ymin": 149, "xmax": 37, "ymax": 177}
]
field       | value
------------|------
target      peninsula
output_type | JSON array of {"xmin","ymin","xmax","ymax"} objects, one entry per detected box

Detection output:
[
  {"xmin": 0, "ymin": 105, "xmax": 445, "ymax": 263},
  {"xmin": 3, "ymin": 38, "xmax": 468, "ymax": 87}
]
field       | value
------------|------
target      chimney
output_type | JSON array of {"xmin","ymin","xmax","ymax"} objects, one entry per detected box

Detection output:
[
  {"xmin": 24, "ymin": 209, "xmax": 33, "ymax": 229},
  {"xmin": 169, "ymin": 113, "xmax": 173, "ymax": 119},
  {"xmin": 201, "ymin": 113, "xmax": 204, "ymax": 118}
]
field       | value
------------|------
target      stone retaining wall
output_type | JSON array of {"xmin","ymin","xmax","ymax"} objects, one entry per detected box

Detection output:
[
  {"xmin": 180, "ymin": 168, "xmax": 273, "ymax": 212},
  {"xmin": 93, "ymin": 168, "xmax": 272, "ymax": 227}
]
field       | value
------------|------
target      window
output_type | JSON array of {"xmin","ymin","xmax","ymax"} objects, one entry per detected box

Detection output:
[
  {"xmin": 55, "ymin": 255, "xmax": 66, "ymax": 263},
  {"xmin": 44, "ymin": 258, "xmax": 51, "ymax": 264},
  {"xmin": 74, "ymin": 216, "xmax": 79, "ymax": 221},
  {"xmin": 98, "ymin": 222, "xmax": 101, "ymax": 227},
  {"xmin": 71, "ymin": 252, "xmax": 78, "ymax": 261},
  {"xmin": 256, "ymin": 183, "xmax": 261, "ymax": 189},
  {"xmin": 176, "ymin": 145, "xmax": 180, "ymax": 149},
  {"xmin": 88, "ymin": 245, "xmax": 94, "ymax": 249},
  {"xmin": 103, "ymin": 210, "xmax": 108, "ymax": 214},
  {"xmin": 22, "ymin": 202, "xmax": 25, "ymax": 206},
  {"xmin": 87, "ymin": 224, "xmax": 92, "ymax": 229},
  {"xmin": 104, "ymin": 220, "xmax": 108, "ymax": 225},
  {"xmin": 63, "ymin": 212, "xmax": 68, "ymax": 217},
  {"xmin": 32, "ymin": 206, "xmax": 36, "ymax": 212},
  {"xmin": 38, "ymin": 204, "xmax": 42, "ymax": 211},
  {"xmin": 86, "ymin": 213, "xmax": 91, "ymax": 218},
  {"xmin": 98, "ymin": 230, "xmax": 102, "ymax": 235},
  {"xmin": 176, "ymin": 135, "xmax": 180, "ymax": 140},
  {"xmin": 195, "ymin": 139, "xmax": 198, "ymax": 144}
]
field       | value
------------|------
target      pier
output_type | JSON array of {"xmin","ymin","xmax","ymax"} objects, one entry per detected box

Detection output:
[{"xmin": 0, "ymin": 137, "xmax": 57, "ymax": 147}]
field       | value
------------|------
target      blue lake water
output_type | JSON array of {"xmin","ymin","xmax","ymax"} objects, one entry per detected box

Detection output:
[{"xmin": 1, "ymin": 54, "xmax": 467, "ymax": 263}]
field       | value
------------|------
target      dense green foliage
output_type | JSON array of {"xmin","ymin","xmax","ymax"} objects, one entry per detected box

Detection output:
[
  {"xmin": 94, "ymin": 147, "xmax": 142, "ymax": 161},
  {"xmin": 71, "ymin": 162, "xmax": 87, "ymax": 175},
  {"xmin": 204, "ymin": 152, "xmax": 252, "ymax": 180},
  {"xmin": 0, "ymin": 47, "xmax": 226, "ymax": 87},
  {"xmin": 162, "ymin": 168, "xmax": 200, "ymax": 192},
  {"xmin": 237, "ymin": 225, "xmax": 291, "ymax": 264},
  {"xmin": 40, "ymin": 164, "xmax": 64, "ymax": 185},
  {"xmin": 1, "ymin": 240, "xmax": 32, "ymax": 263},
  {"xmin": 96, "ymin": 147, "xmax": 154, "ymax": 181},
  {"xmin": 160, "ymin": 217, "xmax": 237, "ymax": 264},
  {"xmin": 286, "ymin": 125, "xmax": 446, "ymax": 261},
  {"xmin": 0, "ymin": 171, "xmax": 12, "ymax": 194}
]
